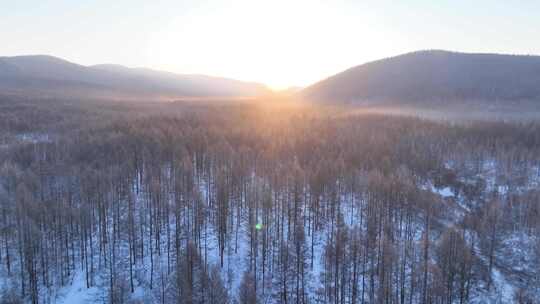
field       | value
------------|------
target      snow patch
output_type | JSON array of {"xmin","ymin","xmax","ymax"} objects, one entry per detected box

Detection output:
[{"xmin": 54, "ymin": 271, "xmax": 97, "ymax": 304}]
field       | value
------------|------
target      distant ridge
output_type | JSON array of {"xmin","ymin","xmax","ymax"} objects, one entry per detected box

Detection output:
[
  {"xmin": 0, "ymin": 55, "xmax": 268, "ymax": 100},
  {"xmin": 301, "ymin": 50, "xmax": 540, "ymax": 104}
]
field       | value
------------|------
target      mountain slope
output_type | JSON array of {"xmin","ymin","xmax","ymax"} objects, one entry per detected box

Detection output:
[
  {"xmin": 301, "ymin": 50, "xmax": 540, "ymax": 104},
  {"xmin": 0, "ymin": 55, "xmax": 268, "ymax": 99}
]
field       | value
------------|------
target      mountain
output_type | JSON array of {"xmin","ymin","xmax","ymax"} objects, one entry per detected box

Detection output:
[
  {"xmin": 301, "ymin": 50, "xmax": 540, "ymax": 104},
  {"xmin": 0, "ymin": 55, "xmax": 268, "ymax": 100}
]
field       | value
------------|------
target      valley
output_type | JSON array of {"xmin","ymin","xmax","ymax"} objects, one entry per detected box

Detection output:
[{"xmin": 0, "ymin": 97, "xmax": 538, "ymax": 303}]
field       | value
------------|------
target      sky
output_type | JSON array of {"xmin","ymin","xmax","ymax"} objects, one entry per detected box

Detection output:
[{"xmin": 2, "ymin": 0, "xmax": 540, "ymax": 89}]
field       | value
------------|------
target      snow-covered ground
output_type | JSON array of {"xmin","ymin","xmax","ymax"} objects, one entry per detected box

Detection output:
[
  {"xmin": 15, "ymin": 133, "xmax": 51, "ymax": 144},
  {"xmin": 54, "ymin": 271, "xmax": 97, "ymax": 304},
  {"xmin": 0, "ymin": 132, "xmax": 52, "ymax": 150},
  {"xmin": 475, "ymin": 267, "xmax": 515, "ymax": 304},
  {"xmin": 433, "ymin": 186, "xmax": 454, "ymax": 198},
  {"xmin": 436, "ymin": 158, "xmax": 540, "ymax": 303}
]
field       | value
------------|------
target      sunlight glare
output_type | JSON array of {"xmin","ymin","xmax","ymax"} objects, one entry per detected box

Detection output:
[{"xmin": 145, "ymin": 0, "xmax": 394, "ymax": 89}]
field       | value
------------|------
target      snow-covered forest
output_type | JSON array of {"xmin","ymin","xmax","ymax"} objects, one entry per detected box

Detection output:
[{"xmin": 0, "ymin": 98, "xmax": 539, "ymax": 304}]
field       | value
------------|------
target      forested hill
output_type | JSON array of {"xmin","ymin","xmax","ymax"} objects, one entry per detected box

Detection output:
[
  {"xmin": 0, "ymin": 55, "xmax": 268, "ymax": 100},
  {"xmin": 301, "ymin": 50, "xmax": 540, "ymax": 104}
]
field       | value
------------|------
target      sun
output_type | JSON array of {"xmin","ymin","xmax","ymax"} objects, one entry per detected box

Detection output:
[{"xmin": 146, "ymin": 0, "xmax": 375, "ymax": 89}]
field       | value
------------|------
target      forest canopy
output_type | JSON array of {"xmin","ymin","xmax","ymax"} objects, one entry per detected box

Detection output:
[{"xmin": 0, "ymin": 97, "xmax": 539, "ymax": 304}]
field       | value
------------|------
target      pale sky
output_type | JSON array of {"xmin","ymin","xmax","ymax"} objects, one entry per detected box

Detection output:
[{"xmin": 2, "ymin": 0, "xmax": 540, "ymax": 89}]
